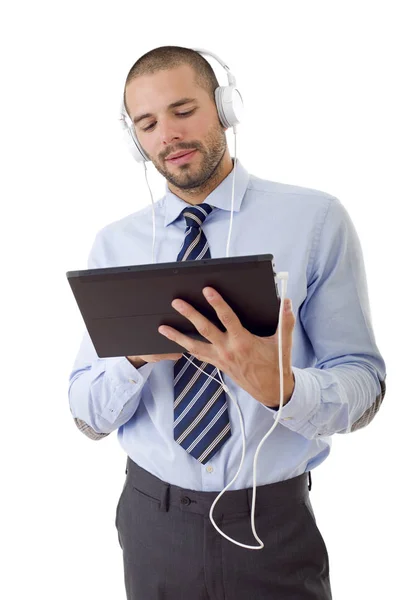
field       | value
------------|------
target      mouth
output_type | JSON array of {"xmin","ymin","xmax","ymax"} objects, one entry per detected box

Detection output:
[{"xmin": 166, "ymin": 149, "xmax": 197, "ymax": 165}]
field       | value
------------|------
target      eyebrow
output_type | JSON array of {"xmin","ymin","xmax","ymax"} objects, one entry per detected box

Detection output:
[{"xmin": 133, "ymin": 97, "xmax": 197, "ymax": 125}]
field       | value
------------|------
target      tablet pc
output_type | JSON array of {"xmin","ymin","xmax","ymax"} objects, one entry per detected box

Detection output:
[{"xmin": 66, "ymin": 254, "xmax": 281, "ymax": 358}]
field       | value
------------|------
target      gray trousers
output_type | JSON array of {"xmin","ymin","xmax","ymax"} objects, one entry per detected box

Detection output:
[{"xmin": 115, "ymin": 457, "xmax": 332, "ymax": 599}]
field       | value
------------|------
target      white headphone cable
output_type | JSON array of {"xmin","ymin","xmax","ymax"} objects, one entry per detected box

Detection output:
[
  {"xmin": 143, "ymin": 161, "xmax": 156, "ymax": 264},
  {"xmin": 144, "ymin": 125, "xmax": 237, "ymax": 264},
  {"xmin": 225, "ymin": 123, "xmax": 237, "ymax": 258},
  {"xmin": 142, "ymin": 125, "xmax": 288, "ymax": 549},
  {"xmin": 185, "ymin": 273, "xmax": 288, "ymax": 549}
]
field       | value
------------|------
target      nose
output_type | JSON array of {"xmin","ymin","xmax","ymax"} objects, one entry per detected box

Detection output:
[{"xmin": 158, "ymin": 117, "xmax": 183, "ymax": 147}]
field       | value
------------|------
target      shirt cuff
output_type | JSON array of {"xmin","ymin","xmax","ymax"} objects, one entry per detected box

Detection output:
[
  {"xmin": 99, "ymin": 358, "xmax": 154, "ymax": 424},
  {"xmin": 263, "ymin": 366, "xmax": 321, "ymax": 438}
]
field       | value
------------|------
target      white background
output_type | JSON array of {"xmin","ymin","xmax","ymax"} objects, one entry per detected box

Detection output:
[{"xmin": 1, "ymin": 1, "xmax": 398, "ymax": 598}]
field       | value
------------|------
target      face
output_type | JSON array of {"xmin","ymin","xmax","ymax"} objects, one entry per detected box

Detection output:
[{"xmin": 125, "ymin": 64, "xmax": 227, "ymax": 190}]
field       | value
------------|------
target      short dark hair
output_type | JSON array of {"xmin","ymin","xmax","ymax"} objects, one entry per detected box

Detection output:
[{"xmin": 123, "ymin": 46, "xmax": 219, "ymax": 119}]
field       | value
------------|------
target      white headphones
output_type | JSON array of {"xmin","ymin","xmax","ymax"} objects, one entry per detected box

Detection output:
[{"xmin": 119, "ymin": 47, "xmax": 244, "ymax": 163}]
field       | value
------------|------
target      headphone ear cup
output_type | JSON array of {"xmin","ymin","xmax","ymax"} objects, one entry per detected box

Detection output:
[
  {"xmin": 119, "ymin": 108, "xmax": 149, "ymax": 162},
  {"xmin": 215, "ymin": 86, "xmax": 244, "ymax": 129},
  {"xmin": 123, "ymin": 125, "xmax": 149, "ymax": 162}
]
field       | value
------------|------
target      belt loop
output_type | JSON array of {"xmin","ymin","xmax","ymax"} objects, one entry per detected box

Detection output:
[
  {"xmin": 308, "ymin": 471, "xmax": 312, "ymax": 491},
  {"xmin": 159, "ymin": 484, "xmax": 170, "ymax": 512}
]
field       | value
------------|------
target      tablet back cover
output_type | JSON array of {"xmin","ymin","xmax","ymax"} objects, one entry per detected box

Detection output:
[{"xmin": 67, "ymin": 255, "xmax": 280, "ymax": 357}]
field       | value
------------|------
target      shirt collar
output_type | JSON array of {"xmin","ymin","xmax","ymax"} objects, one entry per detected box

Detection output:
[{"xmin": 163, "ymin": 158, "xmax": 250, "ymax": 227}]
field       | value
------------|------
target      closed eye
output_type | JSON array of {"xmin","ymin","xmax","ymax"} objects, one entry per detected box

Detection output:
[{"xmin": 142, "ymin": 109, "xmax": 196, "ymax": 132}]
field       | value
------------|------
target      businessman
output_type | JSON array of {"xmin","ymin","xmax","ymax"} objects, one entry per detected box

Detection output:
[{"xmin": 68, "ymin": 46, "xmax": 386, "ymax": 599}]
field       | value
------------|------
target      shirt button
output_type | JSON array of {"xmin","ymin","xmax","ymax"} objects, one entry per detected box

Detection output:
[
  {"xmin": 283, "ymin": 417, "xmax": 293, "ymax": 420},
  {"xmin": 206, "ymin": 466, "xmax": 213, "ymax": 473},
  {"xmin": 181, "ymin": 496, "xmax": 191, "ymax": 505},
  {"xmin": 128, "ymin": 379, "xmax": 137, "ymax": 384}
]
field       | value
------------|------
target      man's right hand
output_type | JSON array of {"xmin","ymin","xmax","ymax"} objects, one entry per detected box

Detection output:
[{"xmin": 126, "ymin": 353, "xmax": 183, "ymax": 368}]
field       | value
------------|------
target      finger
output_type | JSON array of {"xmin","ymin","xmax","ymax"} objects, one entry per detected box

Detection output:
[
  {"xmin": 202, "ymin": 287, "xmax": 243, "ymax": 339},
  {"xmin": 158, "ymin": 325, "xmax": 214, "ymax": 361},
  {"xmin": 170, "ymin": 299, "xmax": 225, "ymax": 345}
]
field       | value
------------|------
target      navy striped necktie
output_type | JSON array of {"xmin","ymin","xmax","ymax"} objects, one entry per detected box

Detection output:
[{"xmin": 173, "ymin": 203, "xmax": 231, "ymax": 464}]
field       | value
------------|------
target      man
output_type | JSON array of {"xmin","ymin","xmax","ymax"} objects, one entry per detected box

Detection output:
[{"xmin": 68, "ymin": 46, "xmax": 386, "ymax": 599}]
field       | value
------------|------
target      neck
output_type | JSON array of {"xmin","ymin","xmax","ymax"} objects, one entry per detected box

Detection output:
[{"xmin": 167, "ymin": 151, "xmax": 234, "ymax": 205}]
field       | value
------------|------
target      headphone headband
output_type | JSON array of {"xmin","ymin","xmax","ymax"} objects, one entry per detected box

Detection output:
[
  {"xmin": 191, "ymin": 47, "xmax": 237, "ymax": 87},
  {"xmin": 119, "ymin": 48, "xmax": 244, "ymax": 163}
]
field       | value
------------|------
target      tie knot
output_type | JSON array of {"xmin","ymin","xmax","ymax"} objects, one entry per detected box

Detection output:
[{"xmin": 181, "ymin": 203, "xmax": 214, "ymax": 229}]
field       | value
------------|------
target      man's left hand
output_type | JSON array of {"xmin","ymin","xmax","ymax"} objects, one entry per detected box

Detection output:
[{"xmin": 158, "ymin": 287, "xmax": 296, "ymax": 408}]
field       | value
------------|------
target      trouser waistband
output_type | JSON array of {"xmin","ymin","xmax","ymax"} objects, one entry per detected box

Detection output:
[{"xmin": 125, "ymin": 456, "xmax": 312, "ymax": 517}]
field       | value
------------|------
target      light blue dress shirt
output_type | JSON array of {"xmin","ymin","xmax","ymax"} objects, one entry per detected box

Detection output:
[{"xmin": 68, "ymin": 159, "xmax": 386, "ymax": 491}]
